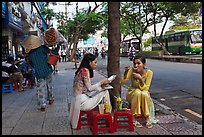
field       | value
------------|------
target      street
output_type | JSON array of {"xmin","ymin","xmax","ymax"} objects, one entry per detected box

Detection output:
[{"xmin": 95, "ymin": 56, "xmax": 202, "ymax": 125}]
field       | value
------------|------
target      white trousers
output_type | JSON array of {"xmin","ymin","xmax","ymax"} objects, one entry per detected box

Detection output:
[{"xmin": 80, "ymin": 90, "xmax": 112, "ymax": 111}]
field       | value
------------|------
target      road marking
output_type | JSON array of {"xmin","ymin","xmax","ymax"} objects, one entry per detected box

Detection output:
[
  {"xmin": 160, "ymin": 98, "xmax": 165, "ymax": 101},
  {"xmin": 184, "ymin": 109, "xmax": 202, "ymax": 119}
]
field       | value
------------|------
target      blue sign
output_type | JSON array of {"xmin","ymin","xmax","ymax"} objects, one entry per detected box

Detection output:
[
  {"xmin": 83, "ymin": 36, "xmax": 95, "ymax": 45},
  {"xmin": 2, "ymin": 2, "xmax": 7, "ymax": 17},
  {"xmin": 3, "ymin": 2, "xmax": 23, "ymax": 32}
]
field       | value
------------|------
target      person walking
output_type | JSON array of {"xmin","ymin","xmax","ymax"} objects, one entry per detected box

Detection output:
[
  {"xmin": 61, "ymin": 48, "xmax": 66, "ymax": 62},
  {"xmin": 21, "ymin": 35, "xmax": 60, "ymax": 111},
  {"xmin": 69, "ymin": 53, "xmax": 113, "ymax": 129}
]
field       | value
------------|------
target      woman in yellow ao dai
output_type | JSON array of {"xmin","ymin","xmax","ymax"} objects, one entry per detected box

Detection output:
[{"xmin": 121, "ymin": 55, "xmax": 153, "ymax": 128}]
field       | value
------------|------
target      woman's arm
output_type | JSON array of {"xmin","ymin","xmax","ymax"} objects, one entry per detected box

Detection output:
[
  {"xmin": 138, "ymin": 70, "xmax": 153, "ymax": 91},
  {"xmin": 81, "ymin": 68, "xmax": 102, "ymax": 91},
  {"xmin": 121, "ymin": 67, "xmax": 133, "ymax": 85}
]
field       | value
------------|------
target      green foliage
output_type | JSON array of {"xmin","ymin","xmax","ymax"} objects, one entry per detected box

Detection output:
[
  {"xmin": 169, "ymin": 25, "xmax": 201, "ymax": 30},
  {"xmin": 169, "ymin": 8, "xmax": 202, "ymax": 31},
  {"xmin": 44, "ymin": 2, "xmax": 201, "ymax": 45},
  {"xmin": 41, "ymin": 8, "xmax": 56, "ymax": 20},
  {"xmin": 54, "ymin": 3, "xmax": 105, "ymax": 42},
  {"xmin": 143, "ymin": 36, "xmax": 152, "ymax": 48}
]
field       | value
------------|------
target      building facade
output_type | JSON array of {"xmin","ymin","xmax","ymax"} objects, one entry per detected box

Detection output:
[{"xmin": 2, "ymin": 2, "xmax": 46, "ymax": 61}]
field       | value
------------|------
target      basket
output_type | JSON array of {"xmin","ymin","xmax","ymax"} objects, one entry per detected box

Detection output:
[
  {"xmin": 44, "ymin": 27, "xmax": 59, "ymax": 44},
  {"xmin": 47, "ymin": 52, "xmax": 59, "ymax": 66}
]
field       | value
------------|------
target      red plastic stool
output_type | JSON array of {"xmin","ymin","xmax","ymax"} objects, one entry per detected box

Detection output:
[
  {"xmin": 113, "ymin": 110, "xmax": 134, "ymax": 132},
  {"xmin": 13, "ymin": 81, "xmax": 18, "ymax": 90},
  {"xmin": 77, "ymin": 110, "xmax": 92, "ymax": 130},
  {"xmin": 91, "ymin": 111, "xmax": 114, "ymax": 135},
  {"xmin": 27, "ymin": 79, "xmax": 36, "ymax": 88}
]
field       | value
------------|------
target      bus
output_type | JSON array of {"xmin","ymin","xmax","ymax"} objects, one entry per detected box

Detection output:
[
  {"xmin": 152, "ymin": 29, "xmax": 202, "ymax": 55},
  {"xmin": 120, "ymin": 38, "xmax": 139, "ymax": 57}
]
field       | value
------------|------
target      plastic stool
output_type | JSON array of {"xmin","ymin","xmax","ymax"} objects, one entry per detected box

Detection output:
[
  {"xmin": 91, "ymin": 111, "xmax": 114, "ymax": 135},
  {"xmin": 27, "ymin": 79, "xmax": 36, "ymax": 88},
  {"xmin": 113, "ymin": 110, "xmax": 134, "ymax": 132},
  {"xmin": 27, "ymin": 79, "xmax": 32, "ymax": 88},
  {"xmin": 2, "ymin": 84, "xmax": 13, "ymax": 93},
  {"xmin": 77, "ymin": 110, "xmax": 92, "ymax": 130},
  {"xmin": 13, "ymin": 81, "xmax": 18, "ymax": 90}
]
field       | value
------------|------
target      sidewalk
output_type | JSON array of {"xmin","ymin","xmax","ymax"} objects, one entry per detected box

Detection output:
[{"xmin": 2, "ymin": 62, "xmax": 202, "ymax": 135}]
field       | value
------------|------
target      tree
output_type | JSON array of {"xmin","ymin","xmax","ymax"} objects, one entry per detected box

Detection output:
[
  {"xmin": 151, "ymin": 2, "xmax": 201, "ymax": 54},
  {"xmin": 120, "ymin": 2, "xmax": 156, "ymax": 51},
  {"xmin": 107, "ymin": 2, "xmax": 121, "ymax": 109},
  {"xmin": 62, "ymin": 2, "xmax": 103, "ymax": 63},
  {"xmin": 40, "ymin": 2, "xmax": 58, "ymax": 29},
  {"xmin": 143, "ymin": 36, "xmax": 152, "ymax": 50},
  {"xmin": 169, "ymin": 14, "xmax": 201, "ymax": 30},
  {"xmin": 42, "ymin": 2, "xmax": 104, "ymax": 64}
]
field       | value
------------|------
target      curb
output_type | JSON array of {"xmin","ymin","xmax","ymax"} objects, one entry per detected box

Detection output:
[{"xmin": 148, "ymin": 56, "xmax": 202, "ymax": 64}]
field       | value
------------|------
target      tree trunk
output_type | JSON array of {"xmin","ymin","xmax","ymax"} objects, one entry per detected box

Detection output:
[
  {"xmin": 108, "ymin": 2, "xmax": 121, "ymax": 110},
  {"xmin": 69, "ymin": 25, "xmax": 80, "ymax": 61},
  {"xmin": 74, "ymin": 40, "xmax": 79, "ymax": 69},
  {"xmin": 67, "ymin": 35, "xmax": 75, "ymax": 62},
  {"xmin": 160, "ymin": 16, "xmax": 171, "ymax": 55}
]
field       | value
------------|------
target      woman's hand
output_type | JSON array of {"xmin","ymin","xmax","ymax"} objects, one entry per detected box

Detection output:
[
  {"xmin": 124, "ymin": 66, "xmax": 131, "ymax": 78},
  {"xmin": 132, "ymin": 72, "xmax": 142, "ymax": 81},
  {"xmin": 125, "ymin": 66, "xmax": 130, "ymax": 71},
  {"xmin": 100, "ymin": 79, "xmax": 110, "ymax": 85}
]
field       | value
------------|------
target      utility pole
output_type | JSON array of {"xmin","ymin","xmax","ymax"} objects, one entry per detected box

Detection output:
[
  {"xmin": 139, "ymin": 3, "xmax": 142, "ymax": 51},
  {"xmin": 65, "ymin": 2, "xmax": 68, "ymax": 20}
]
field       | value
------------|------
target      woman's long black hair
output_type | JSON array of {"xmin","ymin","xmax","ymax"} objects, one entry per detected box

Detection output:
[{"xmin": 75, "ymin": 53, "xmax": 97, "ymax": 78}]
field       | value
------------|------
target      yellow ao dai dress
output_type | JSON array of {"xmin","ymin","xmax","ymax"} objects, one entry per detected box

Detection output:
[{"xmin": 121, "ymin": 68, "xmax": 153, "ymax": 117}]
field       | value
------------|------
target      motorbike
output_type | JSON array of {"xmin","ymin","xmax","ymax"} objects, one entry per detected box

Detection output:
[
  {"xmin": 101, "ymin": 51, "xmax": 106, "ymax": 59},
  {"xmin": 128, "ymin": 50, "xmax": 136, "ymax": 61},
  {"xmin": 76, "ymin": 50, "xmax": 81, "ymax": 60}
]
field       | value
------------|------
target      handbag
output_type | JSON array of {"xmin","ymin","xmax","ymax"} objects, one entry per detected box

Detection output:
[{"xmin": 47, "ymin": 51, "xmax": 59, "ymax": 66}]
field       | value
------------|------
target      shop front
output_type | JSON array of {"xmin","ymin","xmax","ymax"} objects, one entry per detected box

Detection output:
[{"xmin": 2, "ymin": 2, "xmax": 28, "ymax": 61}]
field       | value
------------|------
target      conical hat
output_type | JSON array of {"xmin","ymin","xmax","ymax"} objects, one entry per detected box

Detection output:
[{"xmin": 21, "ymin": 35, "xmax": 43, "ymax": 53}]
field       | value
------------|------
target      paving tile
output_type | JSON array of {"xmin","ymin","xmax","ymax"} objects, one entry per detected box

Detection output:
[
  {"xmin": 42, "ymin": 116, "xmax": 70, "ymax": 133},
  {"xmin": 2, "ymin": 128, "xmax": 13, "ymax": 135},
  {"xmin": 135, "ymin": 124, "xmax": 172, "ymax": 135},
  {"xmin": 156, "ymin": 114, "xmax": 184, "ymax": 124},
  {"xmin": 11, "ymin": 117, "xmax": 44, "ymax": 135}
]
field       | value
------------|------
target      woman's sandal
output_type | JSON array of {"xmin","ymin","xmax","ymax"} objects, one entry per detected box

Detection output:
[
  {"xmin": 18, "ymin": 88, "xmax": 25, "ymax": 92},
  {"xmin": 133, "ymin": 121, "xmax": 143, "ymax": 128},
  {"xmin": 146, "ymin": 122, "xmax": 153, "ymax": 129},
  {"xmin": 49, "ymin": 98, "xmax": 55, "ymax": 105}
]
